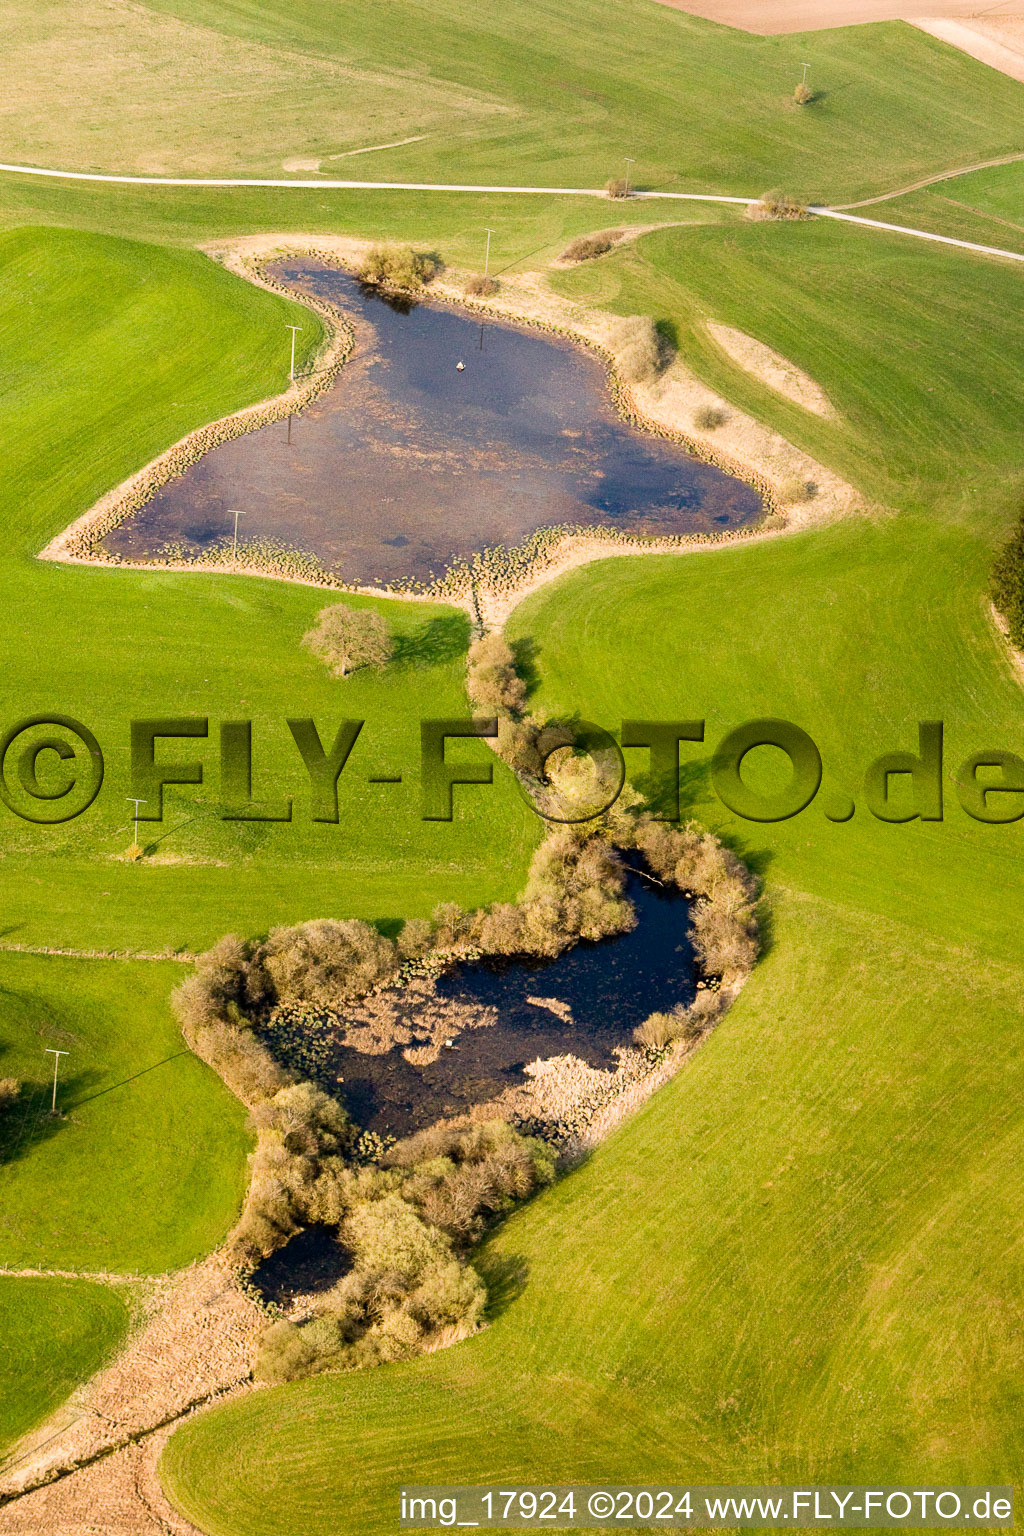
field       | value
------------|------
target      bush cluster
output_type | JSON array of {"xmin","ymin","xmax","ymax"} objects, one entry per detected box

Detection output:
[
  {"xmin": 254, "ymin": 1119, "xmax": 554, "ymax": 1381},
  {"xmin": 753, "ymin": 189, "xmax": 810, "ymax": 221},
  {"xmin": 694, "ymin": 404, "xmax": 729, "ymax": 431},
  {"xmin": 779, "ymin": 476, "xmax": 817, "ymax": 505},
  {"xmin": 173, "ymin": 928, "xmax": 556, "ymax": 1385},
  {"xmin": 384, "ymin": 1120, "xmax": 556, "ymax": 1244},
  {"xmin": 359, "ymin": 244, "xmax": 439, "ymax": 290},
  {"xmin": 608, "ymin": 315, "xmax": 669, "ymax": 386},
  {"xmin": 991, "ymin": 496, "xmax": 1024, "ymax": 649},
  {"xmin": 465, "ymin": 274, "xmax": 499, "ymax": 298},
  {"xmin": 303, "ymin": 602, "xmax": 395, "ymax": 678},
  {"xmin": 560, "ymin": 230, "xmax": 623, "ymax": 263},
  {"xmin": 465, "ymin": 630, "xmax": 544, "ymax": 778},
  {"xmin": 175, "ymin": 625, "xmax": 760, "ymax": 1386},
  {"xmin": 630, "ymin": 820, "xmax": 759, "ymax": 986},
  {"xmin": 263, "ymin": 919, "xmax": 401, "ymax": 1007}
]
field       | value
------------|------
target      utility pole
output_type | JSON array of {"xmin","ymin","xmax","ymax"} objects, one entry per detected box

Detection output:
[
  {"xmin": 45, "ymin": 1049, "xmax": 68, "ymax": 1115},
  {"xmin": 286, "ymin": 324, "xmax": 302, "ymax": 383},
  {"xmin": 126, "ymin": 796, "xmax": 146, "ymax": 851},
  {"xmin": 624, "ymin": 157, "xmax": 635, "ymax": 196},
  {"xmin": 230, "ymin": 508, "xmax": 246, "ymax": 559},
  {"xmin": 483, "ymin": 228, "xmax": 495, "ymax": 277},
  {"xmin": 801, "ymin": 61, "xmax": 810, "ymax": 86}
]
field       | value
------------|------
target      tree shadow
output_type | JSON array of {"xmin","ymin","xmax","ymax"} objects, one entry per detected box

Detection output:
[
  {"xmin": 393, "ymin": 614, "xmax": 471, "ymax": 670},
  {"xmin": 630, "ymin": 756, "xmax": 712, "ymax": 821},
  {"xmin": 655, "ymin": 317, "xmax": 679, "ymax": 369},
  {"xmin": 510, "ymin": 636, "xmax": 542, "ymax": 701},
  {"xmin": 474, "ymin": 1250, "xmax": 530, "ymax": 1322},
  {"xmin": 0, "ymin": 1071, "xmax": 97, "ymax": 1169}
]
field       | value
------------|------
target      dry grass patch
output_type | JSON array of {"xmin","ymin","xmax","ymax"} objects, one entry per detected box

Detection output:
[{"xmin": 0, "ymin": 0, "xmax": 504, "ymax": 176}]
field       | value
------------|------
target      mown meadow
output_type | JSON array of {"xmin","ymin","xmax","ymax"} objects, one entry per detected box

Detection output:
[{"xmin": 0, "ymin": 0, "xmax": 1021, "ymax": 1513}]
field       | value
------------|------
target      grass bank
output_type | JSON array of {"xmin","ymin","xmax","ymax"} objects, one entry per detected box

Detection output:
[
  {"xmin": 551, "ymin": 218, "xmax": 1024, "ymax": 516},
  {"xmin": 0, "ymin": 953, "xmax": 250, "ymax": 1273},
  {"xmin": 0, "ymin": 1277, "xmax": 128, "ymax": 1455}
]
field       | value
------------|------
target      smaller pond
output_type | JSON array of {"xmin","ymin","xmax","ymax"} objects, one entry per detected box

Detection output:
[
  {"xmin": 101, "ymin": 261, "xmax": 762, "ymax": 587},
  {"xmin": 249, "ymin": 1224, "xmax": 351, "ymax": 1308},
  {"xmin": 333, "ymin": 872, "xmax": 695, "ymax": 1139}
]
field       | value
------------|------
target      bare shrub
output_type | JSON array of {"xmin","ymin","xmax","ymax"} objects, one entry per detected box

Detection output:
[
  {"xmin": 466, "ymin": 632, "xmax": 527, "ymax": 715},
  {"xmin": 431, "ymin": 901, "xmax": 471, "ymax": 952},
  {"xmin": 360, "ymin": 244, "xmax": 439, "ymax": 290},
  {"xmin": 779, "ymin": 476, "xmax": 817, "ymax": 504},
  {"xmin": 386, "ymin": 1119, "xmax": 555, "ymax": 1244},
  {"xmin": 522, "ymin": 828, "xmax": 635, "ymax": 950},
  {"xmin": 251, "ymin": 1081, "xmax": 351, "ymax": 1158},
  {"xmin": 754, "ymin": 189, "xmax": 809, "ymax": 221},
  {"xmin": 303, "ymin": 602, "xmax": 394, "ymax": 679},
  {"xmin": 793, "ymin": 82, "xmax": 814, "ymax": 105},
  {"xmin": 691, "ymin": 900, "xmax": 758, "ymax": 984},
  {"xmin": 467, "ymin": 902, "xmax": 524, "ymax": 955},
  {"xmin": 606, "ymin": 177, "xmax": 629, "ymax": 199},
  {"xmin": 465, "ymin": 274, "xmax": 499, "ymax": 297},
  {"xmin": 397, "ymin": 917, "xmax": 433, "ymax": 960},
  {"xmin": 694, "ymin": 403, "xmax": 728, "ymax": 431},
  {"xmin": 232, "ymin": 1083, "xmax": 357, "ymax": 1261},
  {"xmin": 609, "ymin": 315, "xmax": 666, "ymax": 385},
  {"xmin": 184, "ymin": 1017, "xmax": 293, "ymax": 1107},
  {"xmin": 262, "ymin": 919, "xmax": 400, "ymax": 1008},
  {"xmin": 344, "ymin": 1192, "xmax": 450, "ymax": 1275},
  {"xmin": 561, "ymin": 229, "xmax": 623, "ymax": 263},
  {"xmin": 255, "ymin": 1319, "xmax": 320, "ymax": 1383},
  {"xmin": 0, "ymin": 1078, "xmax": 20, "ymax": 1113}
]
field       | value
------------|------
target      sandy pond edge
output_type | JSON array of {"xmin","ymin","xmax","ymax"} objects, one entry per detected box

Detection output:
[{"xmin": 38, "ymin": 232, "xmax": 867, "ymax": 628}]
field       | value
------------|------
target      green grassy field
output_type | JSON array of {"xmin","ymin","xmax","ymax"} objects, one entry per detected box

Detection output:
[
  {"xmin": 1, "ymin": 0, "xmax": 1023, "ymax": 202},
  {"xmin": 871, "ymin": 161, "xmax": 1024, "ymax": 256},
  {"xmin": 155, "ymin": 201, "xmax": 1024, "ymax": 1530},
  {"xmin": 0, "ymin": 953, "xmax": 250, "ymax": 1273},
  {"xmin": 0, "ymin": 224, "xmax": 536, "ymax": 1456},
  {"xmin": 0, "ymin": 1277, "xmax": 128, "ymax": 1455}
]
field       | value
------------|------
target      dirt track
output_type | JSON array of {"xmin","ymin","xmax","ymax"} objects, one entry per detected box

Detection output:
[{"xmin": 651, "ymin": 0, "xmax": 1021, "ymax": 37}]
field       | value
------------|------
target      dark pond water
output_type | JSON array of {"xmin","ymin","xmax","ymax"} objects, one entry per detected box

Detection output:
[
  {"xmin": 250, "ymin": 1224, "xmax": 351, "ymax": 1307},
  {"xmin": 103, "ymin": 261, "xmax": 761, "ymax": 586},
  {"xmin": 336, "ymin": 872, "xmax": 696, "ymax": 1138}
]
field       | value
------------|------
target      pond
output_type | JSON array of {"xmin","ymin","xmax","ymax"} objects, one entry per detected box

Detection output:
[
  {"xmin": 101, "ymin": 260, "xmax": 762, "ymax": 587},
  {"xmin": 331, "ymin": 870, "xmax": 696, "ymax": 1139}
]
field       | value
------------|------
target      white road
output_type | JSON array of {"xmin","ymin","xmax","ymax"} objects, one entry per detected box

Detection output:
[{"xmin": 0, "ymin": 161, "xmax": 1022, "ymax": 264}]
